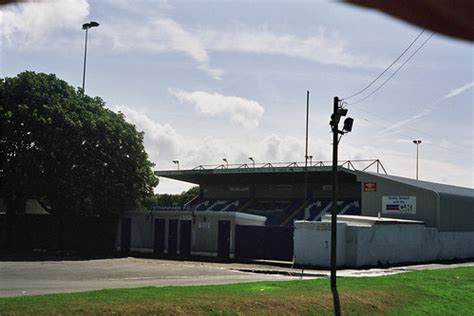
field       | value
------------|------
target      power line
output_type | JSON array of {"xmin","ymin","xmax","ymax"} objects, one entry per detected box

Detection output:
[
  {"xmin": 348, "ymin": 33, "xmax": 433, "ymax": 106},
  {"xmin": 341, "ymin": 30, "xmax": 425, "ymax": 101}
]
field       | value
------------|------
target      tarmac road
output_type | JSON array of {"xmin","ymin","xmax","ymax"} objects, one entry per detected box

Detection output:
[{"xmin": 1, "ymin": 257, "xmax": 472, "ymax": 297}]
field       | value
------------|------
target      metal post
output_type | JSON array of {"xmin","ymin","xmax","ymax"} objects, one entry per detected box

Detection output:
[
  {"xmin": 81, "ymin": 21, "xmax": 99, "ymax": 94},
  {"xmin": 413, "ymin": 140, "xmax": 422, "ymax": 180},
  {"xmin": 304, "ymin": 90, "xmax": 310, "ymax": 219},
  {"xmin": 82, "ymin": 28, "xmax": 89, "ymax": 93},
  {"xmin": 416, "ymin": 145, "xmax": 419, "ymax": 179},
  {"xmin": 173, "ymin": 160, "xmax": 180, "ymax": 170},
  {"xmin": 331, "ymin": 96, "xmax": 341, "ymax": 316},
  {"xmin": 249, "ymin": 157, "xmax": 255, "ymax": 168}
]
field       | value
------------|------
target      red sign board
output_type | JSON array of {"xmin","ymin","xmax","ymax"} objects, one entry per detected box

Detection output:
[{"xmin": 364, "ymin": 182, "xmax": 377, "ymax": 192}]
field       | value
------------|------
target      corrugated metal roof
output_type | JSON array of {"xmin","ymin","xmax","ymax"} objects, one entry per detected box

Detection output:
[{"xmin": 356, "ymin": 171, "xmax": 474, "ymax": 198}]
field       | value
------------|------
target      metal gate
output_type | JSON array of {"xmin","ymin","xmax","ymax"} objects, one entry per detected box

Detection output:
[{"xmin": 235, "ymin": 225, "xmax": 293, "ymax": 261}]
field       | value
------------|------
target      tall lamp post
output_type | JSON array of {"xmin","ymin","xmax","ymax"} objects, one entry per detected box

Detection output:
[
  {"xmin": 248, "ymin": 157, "xmax": 255, "ymax": 168},
  {"xmin": 172, "ymin": 160, "xmax": 180, "ymax": 170},
  {"xmin": 413, "ymin": 140, "xmax": 422, "ymax": 180},
  {"xmin": 81, "ymin": 21, "xmax": 100, "ymax": 94},
  {"xmin": 222, "ymin": 158, "xmax": 228, "ymax": 169}
]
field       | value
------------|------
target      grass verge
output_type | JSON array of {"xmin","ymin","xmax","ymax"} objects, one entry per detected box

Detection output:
[{"xmin": 0, "ymin": 267, "xmax": 473, "ymax": 315}]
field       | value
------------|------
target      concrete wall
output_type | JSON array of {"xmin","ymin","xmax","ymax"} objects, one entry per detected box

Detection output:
[
  {"xmin": 192, "ymin": 213, "xmax": 224, "ymax": 256},
  {"xmin": 294, "ymin": 219, "xmax": 474, "ymax": 267},
  {"xmin": 129, "ymin": 214, "xmax": 154, "ymax": 252},
  {"xmin": 294, "ymin": 221, "xmax": 346, "ymax": 266}
]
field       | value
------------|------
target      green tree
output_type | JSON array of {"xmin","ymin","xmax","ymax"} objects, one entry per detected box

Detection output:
[
  {"xmin": 0, "ymin": 71, "xmax": 158, "ymax": 249},
  {"xmin": 142, "ymin": 186, "xmax": 200, "ymax": 209}
]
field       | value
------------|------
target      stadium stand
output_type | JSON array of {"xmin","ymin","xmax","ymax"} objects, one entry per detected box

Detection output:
[{"xmin": 156, "ymin": 165, "xmax": 363, "ymax": 227}]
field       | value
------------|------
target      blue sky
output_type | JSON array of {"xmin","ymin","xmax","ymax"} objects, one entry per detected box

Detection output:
[{"xmin": 1, "ymin": 0, "xmax": 473, "ymax": 193}]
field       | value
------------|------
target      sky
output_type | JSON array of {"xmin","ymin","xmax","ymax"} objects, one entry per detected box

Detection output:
[{"xmin": 1, "ymin": 0, "xmax": 473, "ymax": 193}]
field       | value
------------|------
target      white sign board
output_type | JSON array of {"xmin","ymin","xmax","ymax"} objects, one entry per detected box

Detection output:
[{"xmin": 382, "ymin": 196, "xmax": 416, "ymax": 215}]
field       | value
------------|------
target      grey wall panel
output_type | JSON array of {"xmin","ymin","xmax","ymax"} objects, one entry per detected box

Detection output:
[
  {"xmin": 439, "ymin": 193, "xmax": 474, "ymax": 232},
  {"xmin": 357, "ymin": 173, "xmax": 438, "ymax": 227},
  {"xmin": 130, "ymin": 216, "xmax": 154, "ymax": 249}
]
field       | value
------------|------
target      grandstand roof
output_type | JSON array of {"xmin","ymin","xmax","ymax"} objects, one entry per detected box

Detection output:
[
  {"xmin": 353, "ymin": 171, "xmax": 474, "ymax": 198},
  {"xmin": 155, "ymin": 166, "xmax": 358, "ymax": 185}
]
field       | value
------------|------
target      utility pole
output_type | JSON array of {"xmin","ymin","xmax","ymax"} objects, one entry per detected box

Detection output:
[
  {"xmin": 329, "ymin": 96, "xmax": 354, "ymax": 316},
  {"xmin": 304, "ymin": 90, "xmax": 310, "ymax": 220},
  {"xmin": 330, "ymin": 96, "xmax": 341, "ymax": 316}
]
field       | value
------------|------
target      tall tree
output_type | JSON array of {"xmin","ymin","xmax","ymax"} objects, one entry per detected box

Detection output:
[{"xmin": 0, "ymin": 71, "xmax": 158, "ymax": 249}]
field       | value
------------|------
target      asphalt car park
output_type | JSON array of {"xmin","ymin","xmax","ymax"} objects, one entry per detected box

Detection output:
[{"xmin": 1, "ymin": 256, "xmax": 472, "ymax": 297}]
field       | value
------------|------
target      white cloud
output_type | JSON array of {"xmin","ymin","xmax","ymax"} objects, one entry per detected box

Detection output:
[
  {"xmin": 443, "ymin": 81, "xmax": 474, "ymax": 99},
  {"xmin": 199, "ymin": 28, "xmax": 374, "ymax": 68},
  {"xmin": 169, "ymin": 89, "xmax": 265, "ymax": 129},
  {"xmin": 380, "ymin": 150, "xmax": 473, "ymax": 188},
  {"xmin": 2, "ymin": 2, "xmax": 378, "ymax": 77},
  {"xmin": 108, "ymin": 106, "xmax": 472, "ymax": 192},
  {"xmin": 3, "ymin": 0, "xmax": 89, "ymax": 48},
  {"xmin": 2, "ymin": 1, "xmax": 222, "ymax": 78},
  {"xmin": 261, "ymin": 135, "xmax": 306, "ymax": 162},
  {"xmin": 100, "ymin": 18, "xmax": 223, "ymax": 79},
  {"xmin": 111, "ymin": 105, "xmax": 182, "ymax": 164}
]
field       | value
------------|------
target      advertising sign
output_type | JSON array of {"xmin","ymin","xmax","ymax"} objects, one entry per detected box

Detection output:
[
  {"xmin": 364, "ymin": 182, "xmax": 377, "ymax": 192},
  {"xmin": 382, "ymin": 196, "xmax": 416, "ymax": 214}
]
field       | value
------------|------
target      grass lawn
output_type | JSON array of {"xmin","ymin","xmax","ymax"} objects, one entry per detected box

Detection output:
[{"xmin": 0, "ymin": 267, "xmax": 473, "ymax": 315}]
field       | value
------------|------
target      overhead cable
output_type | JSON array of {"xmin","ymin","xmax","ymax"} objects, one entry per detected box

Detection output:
[
  {"xmin": 348, "ymin": 33, "xmax": 434, "ymax": 106},
  {"xmin": 341, "ymin": 30, "xmax": 426, "ymax": 101}
]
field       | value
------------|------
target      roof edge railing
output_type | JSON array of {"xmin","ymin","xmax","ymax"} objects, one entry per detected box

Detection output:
[{"xmin": 177, "ymin": 159, "xmax": 387, "ymax": 174}]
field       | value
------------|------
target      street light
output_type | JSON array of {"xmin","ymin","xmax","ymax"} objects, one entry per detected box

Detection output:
[
  {"xmin": 248, "ymin": 157, "xmax": 255, "ymax": 168},
  {"xmin": 222, "ymin": 158, "xmax": 228, "ymax": 168},
  {"xmin": 413, "ymin": 140, "xmax": 422, "ymax": 180},
  {"xmin": 81, "ymin": 21, "xmax": 100, "ymax": 94},
  {"xmin": 309, "ymin": 155, "xmax": 313, "ymax": 166},
  {"xmin": 172, "ymin": 160, "xmax": 180, "ymax": 170}
]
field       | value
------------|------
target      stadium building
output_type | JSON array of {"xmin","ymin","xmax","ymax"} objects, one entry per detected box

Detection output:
[{"xmin": 118, "ymin": 160, "xmax": 474, "ymax": 266}]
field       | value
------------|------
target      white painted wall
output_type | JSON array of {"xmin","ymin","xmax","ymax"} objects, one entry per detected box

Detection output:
[
  {"xmin": 294, "ymin": 219, "xmax": 474, "ymax": 267},
  {"xmin": 294, "ymin": 221, "xmax": 346, "ymax": 267}
]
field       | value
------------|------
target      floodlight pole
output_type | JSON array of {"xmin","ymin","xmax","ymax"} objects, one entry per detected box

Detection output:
[
  {"xmin": 173, "ymin": 160, "xmax": 180, "ymax": 170},
  {"xmin": 81, "ymin": 21, "xmax": 99, "ymax": 94},
  {"xmin": 82, "ymin": 27, "xmax": 89, "ymax": 92},
  {"xmin": 248, "ymin": 157, "xmax": 255, "ymax": 168},
  {"xmin": 413, "ymin": 140, "xmax": 422, "ymax": 180},
  {"xmin": 304, "ymin": 90, "xmax": 310, "ymax": 219},
  {"xmin": 330, "ymin": 96, "xmax": 341, "ymax": 316}
]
